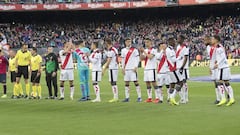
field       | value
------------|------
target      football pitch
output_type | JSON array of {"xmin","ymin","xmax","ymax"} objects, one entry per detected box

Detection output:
[{"xmin": 0, "ymin": 67, "xmax": 240, "ymax": 135}]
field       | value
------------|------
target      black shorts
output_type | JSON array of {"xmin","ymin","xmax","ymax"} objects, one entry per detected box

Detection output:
[
  {"xmin": 31, "ymin": 70, "xmax": 41, "ymax": 83},
  {"xmin": 16, "ymin": 66, "xmax": 29, "ymax": 79},
  {"xmin": 0, "ymin": 74, "xmax": 6, "ymax": 83},
  {"xmin": 10, "ymin": 71, "xmax": 16, "ymax": 82}
]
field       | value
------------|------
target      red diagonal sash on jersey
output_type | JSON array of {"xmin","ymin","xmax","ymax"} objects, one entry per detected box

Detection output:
[
  {"xmin": 111, "ymin": 47, "xmax": 119, "ymax": 64},
  {"xmin": 166, "ymin": 59, "xmax": 176, "ymax": 72},
  {"xmin": 157, "ymin": 54, "xmax": 166, "ymax": 73},
  {"xmin": 76, "ymin": 48, "xmax": 83, "ymax": 55},
  {"xmin": 92, "ymin": 50, "xmax": 99, "ymax": 58},
  {"xmin": 210, "ymin": 46, "xmax": 215, "ymax": 60},
  {"xmin": 61, "ymin": 52, "xmax": 71, "ymax": 69},
  {"xmin": 144, "ymin": 48, "xmax": 152, "ymax": 66},
  {"xmin": 124, "ymin": 47, "xmax": 135, "ymax": 68},
  {"xmin": 176, "ymin": 45, "xmax": 185, "ymax": 58}
]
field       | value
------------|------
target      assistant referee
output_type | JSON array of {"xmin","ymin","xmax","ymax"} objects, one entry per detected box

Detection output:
[{"xmin": 15, "ymin": 44, "xmax": 31, "ymax": 99}]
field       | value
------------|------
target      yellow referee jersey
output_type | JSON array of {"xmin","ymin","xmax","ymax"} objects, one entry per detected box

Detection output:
[
  {"xmin": 15, "ymin": 50, "xmax": 31, "ymax": 66},
  {"xmin": 9, "ymin": 57, "xmax": 17, "ymax": 72},
  {"xmin": 31, "ymin": 54, "xmax": 42, "ymax": 71}
]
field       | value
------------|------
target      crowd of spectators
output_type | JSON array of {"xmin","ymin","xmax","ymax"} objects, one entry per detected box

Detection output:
[{"xmin": 0, "ymin": 15, "xmax": 240, "ymax": 60}]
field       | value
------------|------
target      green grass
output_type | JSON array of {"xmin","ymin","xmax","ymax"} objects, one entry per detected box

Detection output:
[{"xmin": 0, "ymin": 67, "xmax": 240, "ymax": 135}]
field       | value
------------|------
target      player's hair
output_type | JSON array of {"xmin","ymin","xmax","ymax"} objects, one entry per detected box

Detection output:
[
  {"xmin": 21, "ymin": 43, "xmax": 27, "ymax": 47},
  {"xmin": 179, "ymin": 35, "xmax": 185, "ymax": 41},
  {"xmin": 105, "ymin": 38, "xmax": 112, "ymax": 45},
  {"xmin": 32, "ymin": 47, "xmax": 37, "ymax": 52},
  {"xmin": 73, "ymin": 39, "xmax": 84, "ymax": 45},
  {"xmin": 125, "ymin": 38, "xmax": 131, "ymax": 42},
  {"xmin": 92, "ymin": 42, "xmax": 99, "ymax": 48},
  {"xmin": 144, "ymin": 37, "xmax": 152, "ymax": 41},
  {"xmin": 168, "ymin": 37, "xmax": 175, "ymax": 42},
  {"xmin": 213, "ymin": 35, "xmax": 221, "ymax": 42}
]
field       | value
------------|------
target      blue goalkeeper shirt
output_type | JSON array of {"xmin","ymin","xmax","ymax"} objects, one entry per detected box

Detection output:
[{"xmin": 73, "ymin": 47, "xmax": 90, "ymax": 70}]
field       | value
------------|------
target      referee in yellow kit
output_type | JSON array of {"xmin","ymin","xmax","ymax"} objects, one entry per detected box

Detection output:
[{"xmin": 15, "ymin": 44, "xmax": 31, "ymax": 99}]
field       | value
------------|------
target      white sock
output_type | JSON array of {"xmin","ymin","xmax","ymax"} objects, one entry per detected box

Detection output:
[
  {"xmin": 225, "ymin": 85, "xmax": 234, "ymax": 100},
  {"xmin": 136, "ymin": 86, "xmax": 141, "ymax": 98},
  {"xmin": 178, "ymin": 90, "xmax": 184, "ymax": 101},
  {"xmin": 159, "ymin": 87, "xmax": 163, "ymax": 101},
  {"xmin": 112, "ymin": 85, "xmax": 118, "ymax": 99},
  {"xmin": 155, "ymin": 89, "xmax": 159, "ymax": 99},
  {"xmin": 217, "ymin": 85, "xmax": 226, "ymax": 100},
  {"xmin": 94, "ymin": 84, "xmax": 100, "ymax": 100},
  {"xmin": 60, "ymin": 87, "xmax": 64, "ymax": 98},
  {"xmin": 215, "ymin": 88, "xmax": 221, "ymax": 101},
  {"xmin": 147, "ymin": 88, "xmax": 152, "ymax": 99},
  {"xmin": 183, "ymin": 83, "xmax": 188, "ymax": 101},
  {"xmin": 167, "ymin": 88, "xmax": 170, "ymax": 100},
  {"xmin": 125, "ymin": 86, "xmax": 130, "ymax": 99},
  {"xmin": 70, "ymin": 86, "xmax": 74, "ymax": 98},
  {"xmin": 170, "ymin": 89, "xmax": 176, "ymax": 99}
]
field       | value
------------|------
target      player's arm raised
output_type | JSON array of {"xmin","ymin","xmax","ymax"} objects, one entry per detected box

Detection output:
[{"xmin": 139, "ymin": 47, "xmax": 146, "ymax": 60}]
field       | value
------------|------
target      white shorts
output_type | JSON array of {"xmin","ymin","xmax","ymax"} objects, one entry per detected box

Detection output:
[
  {"xmin": 168, "ymin": 70, "xmax": 183, "ymax": 83},
  {"xmin": 157, "ymin": 73, "xmax": 170, "ymax": 86},
  {"xmin": 217, "ymin": 68, "xmax": 231, "ymax": 81},
  {"xmin": 124, "ymin": 70, "xmax": 138, "ymax": 82},
  {"xmin": 92, "ymin": 71, "xmax": 102, "ymax": 82},
  {"xmin": 60, "ymin": 69, "xmax": 74, "ymax": 81},
  {"xmin": 211, "ymin": 69, "xmax": 218, "ymax": 80},
  {"xmin": 144, "ymin": 69, "xmax": 156, "ymax": 82},
  {"xmin": 182, "ymin": 69, "xmax": 190, "ymax": 80},
  {"xmin": 109, "ymin": 69, "xmax": 118, "ymax": 82}
]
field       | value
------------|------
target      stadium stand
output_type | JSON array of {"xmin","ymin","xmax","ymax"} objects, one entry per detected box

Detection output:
[{"xmin": 1, "ymin": 15, "xmax": 240, "ymax": 60}]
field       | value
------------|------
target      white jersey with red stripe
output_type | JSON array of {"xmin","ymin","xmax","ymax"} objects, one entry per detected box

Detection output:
[
  {"xmin": 176, "ymin": 44, "xmax": 189, "ymax": 69},
  {"xmin": 165, "ymin": 46, "xmax": 177, "ymax": 71},
  {"xmin": 107, "ymin": 47, "xmax": 118, "ymax": 70},
  {"xmin": 59, "ymin": 50, "xmax": 74, "ymax": 69},
  {"xmin": 215, "ymin": 44, "xmax": 229, "ymax": 69},
  {"xmin": 89, "ymin": 49, "xmax": 102, "ymax": 72},
  {"xmin": 206, "ymin": 45, "xmax": 217, "ymax": 70},
  {"xmin": 121, "ymin": 47, "xmax": 139, "ymax": 70},
  {"xmin": 143, "ymin": 47, "xmax": 157, "ymax": 70},
  {"xmin": 156, "ymin": 50, "xmax": 169, "ymax": 73}
]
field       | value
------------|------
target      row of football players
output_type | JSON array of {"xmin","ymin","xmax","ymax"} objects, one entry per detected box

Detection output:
[
  {"xmin": 204, "ymin": 35, "xmax": 235, "ymax": 106},
  {"xmin": 4, "ymin": 36, "xmax": 190, "ymax": 105}
]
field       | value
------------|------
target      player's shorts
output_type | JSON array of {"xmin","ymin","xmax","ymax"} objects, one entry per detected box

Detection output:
[
  {"xmin": 92, "ymin": 71, "xmax": 102, "ymax": 82},
  {"xmin": 60, "ymin": 69, "xmax": 74, "ymax": 81},
  {"xmin": 168, "ymin": 70, "xmax": 183, "ymax": 83},
  {"xmin": 16, "ymin": 66, "xmax": 29, "ymax": 79},
  {"xmin": 31, "ymin": 70, "xmax": 41, "ymax": 83},
  {"xmin": 181, "ymin": 69, "xmax": 190, "ymax": 80},
  {"xmin": 217, "ymin": 67, "xmax": 231, "ymax": 81},
  {"xmin": 124, "ymin": 70, "xmax": 138, "ymax": 82},
  {"xmin": 144, "ymin": 69, "xmax": 156, "ymax": 82},
  {"xmin": 211, "ymin": 69, "xmax": 218, "ymax": 80},
  {"xmin": 157, "ymin": 73, "xmax": 170, "ymax": 86},
  {"xmin": 79, "ymin": 69, "xmax": 89, "ymax": 83},
  {"xmin": 109, "ymin": 69, "xmax": 118, "ymax": 82},
  {"xmin": 0, "ymin": 74, "xmax": 6, "ymax": 83},
  {"xmin": 10, "ymin": 71, "xmax": 16, "ymax": 83}
]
